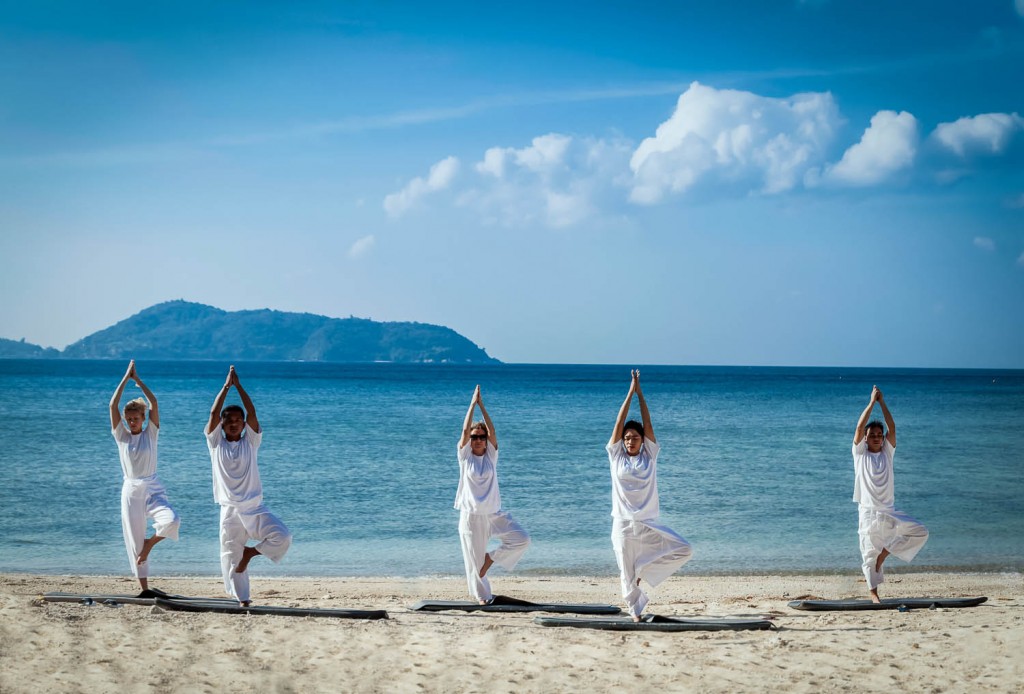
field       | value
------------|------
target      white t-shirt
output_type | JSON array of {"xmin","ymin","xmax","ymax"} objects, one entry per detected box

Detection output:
[
  {"xmin": 206, "ymin": 424, "xmax": 263, "ymax": 508},
  {"xmin": 852, "ymin": 438, "xmax": 896, "ymax": 510},
  {"xmin": 112, "ymin": 422, "xmax": 158, "ymax": 479},
  {"xmin": 454, "ymin": 440, "xmax": 501, "ymax": 514},
  {"xmin": 606, "ymin": 438, "xmax": 661, "ymax": 521}
]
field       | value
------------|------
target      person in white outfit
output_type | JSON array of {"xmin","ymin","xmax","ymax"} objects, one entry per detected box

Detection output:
[
  {"xmin": 205, "ymin": 366, "xmax": 292, "ymax": 606},
  {"xmin": 109, "ymin": 360, "xmax": 180, "ymax": 590},
  {"xmin": 607, "ymin": 370, "xmax": 692, "ymax": 620},
  {"xmin": 852, "ymin": 385, "xmax": 929, "ymax": 602},
  {"xmin": 455, "ymin": 385, "xmax": 531, "ymax": 604}
]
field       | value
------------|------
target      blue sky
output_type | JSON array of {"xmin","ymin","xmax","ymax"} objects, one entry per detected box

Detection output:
[{"xmin": 2, "ymin": 1, "xmax": 1022, "ymax": 367}]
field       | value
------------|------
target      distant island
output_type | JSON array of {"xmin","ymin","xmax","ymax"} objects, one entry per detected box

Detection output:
[
  {"xmin": 1, "ymin": 300, "xmax": 500, "ymax": 364},
  {"xmin": 0, "ymin": 338, "xmax": 61, "ymax": 359}
]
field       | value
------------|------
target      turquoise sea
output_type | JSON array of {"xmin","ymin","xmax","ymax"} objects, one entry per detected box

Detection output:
[{"xmin": 0, "ymin": 360, "xmax": 1021, "ymax": 578}]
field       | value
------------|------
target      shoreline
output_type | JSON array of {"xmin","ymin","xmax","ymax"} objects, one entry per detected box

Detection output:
[
  {"xmin": 3, "ymin": 562, "xmax": 1021, "ymax": 579},
  {"xmin": 2, "ymin": 571, "xmax": 1020, "ymax": 692}
]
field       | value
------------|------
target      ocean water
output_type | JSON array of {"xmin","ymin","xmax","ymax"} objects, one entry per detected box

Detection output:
[{"xmin": 0, "ymin": 360, "xmax": 1021, "ymax": 579}]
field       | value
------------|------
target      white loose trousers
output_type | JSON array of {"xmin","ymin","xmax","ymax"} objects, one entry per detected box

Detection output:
[
  {"xmin": 858, "ymin": 507, "xmax": 928, "ymax": 589},
  {"xmin": 120, "ymin": 476, "xmax": 180, "ymax": 579},
  {"xmin": 458, "ymin": 510, "xmax": 530, "ymax": 603},
  {"xmin": 219, "ymin": 504, "xmax": 292, "ymax": 603},
  {"xmin": 612, "ymin": 518, "xmax": 693, "ymax": 618}
]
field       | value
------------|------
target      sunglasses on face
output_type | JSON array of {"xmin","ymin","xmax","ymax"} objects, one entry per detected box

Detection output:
[{"xmin": 470, "ymin": 434, "xmax": 487, "ymax": 441}]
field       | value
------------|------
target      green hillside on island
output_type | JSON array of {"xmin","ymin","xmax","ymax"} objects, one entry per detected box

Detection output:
[
  {"xmin": 7, "ymin": 301, "xmax": 499, "ymax": 364},
  {"xmin": 0, "ymin": 338, "xmax": 61, "ymax": 359}
]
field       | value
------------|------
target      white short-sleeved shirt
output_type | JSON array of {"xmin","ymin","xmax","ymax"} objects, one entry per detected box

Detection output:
[
  {"xmin": 454, "ymin": 440, "xmax": 501, "ymax": 514},
  {"xmin": 206, "ymin": 424, "xmax": 263, "ymax": 508},
  {"xmin": 852, "ymin": 438, "xmax": 896, "ymax": 510},
  {"xmin": 112, "ymin": 422, "xmax": 159, "ymax": 479},
  {"xmin": 606, "ymin": 438, "xmax": 661, "ymax": 521}
]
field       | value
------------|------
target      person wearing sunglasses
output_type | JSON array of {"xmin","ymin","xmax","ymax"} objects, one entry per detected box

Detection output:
[
  {"xmin": 607, "ymin": 369, "xmax": 692, "ymax": 620},
  {"xmin": 454, "ymin": 385, "xmax": 531, "ymax": 604}
]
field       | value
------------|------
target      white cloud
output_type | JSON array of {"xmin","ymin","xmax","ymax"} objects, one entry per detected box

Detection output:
[
  {"xmin": 463, "ymin": 134, "xmax": 633, "ymax": 228},
  {"xmin": 973, "ymin": 236, "xmax": 996, "ymax": 251},
  {"xmin": 476, "ymin": 134, "xmax": 573, "ymax": 180},
  {"xmin": 1007, "ymin": 192, "xmax": 1024, "ymax": 208},
  {"xmin": 383, "ymin": 156, "xmax": 460, "ymax": 217},
  {"xmin": 823, "ymin": 110, "xmax": 918, "ymax": 186},
  {"xmin": 1018, "ymin": 252, "xmax": 1024, "ymax": 267},
  {"xmin": 931, "ymin": 112, "xmax": 1024, "ymax": 157},
  {"xmin": 1017, "ymin": 0, "xmax": 1024, "ymax": 18},
  {"xmin": 629, "ymin": 82, "xmax": 841, "ymax": 203},
  {"xmin": 348, "ymin": 234, "xmax": 375, "ymax": 258}
]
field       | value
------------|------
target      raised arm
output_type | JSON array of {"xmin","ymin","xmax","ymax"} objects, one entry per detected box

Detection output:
[
  {"xmin": 853, "ymin": 385, "xmax": 881, "ymax": 445},
  {"xmin": 635, "ymin": 371, "xmax": 656, "ymax": 444},
  {"xmin": 132, "ymin": 366, "xmax": 159, "ymax": 428},
  {"xmin": 232, "ymin": 368, "xmax": 260, "ymax": 433},
  {"xmin": 476, "ymin": 389, "xmax": 498, "ymax": 449},
  {"xmin": 109, "ymin": 360, "xmax": 134, "ymax": 430},
  {"xmin": 206, "ymin": 367, "xmax": 233, "ymax": 435},
  {"xmin": 459, "ymin": 385, "xmax": 480, "ymax": 448},
  {"xmin": 610, "ymin": 371, "xmax": 638, "ymax": 445},
  {"xmin": 877, "ymin": 388, "xmax": 896, "ymax": 448}
]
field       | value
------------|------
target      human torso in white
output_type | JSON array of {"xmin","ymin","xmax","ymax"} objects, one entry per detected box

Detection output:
[
  {"xmin": 852, "ymin": 438, "xmax": 895, "ymax": 510},
  {"xmin": 112, "ymin": 422, "xmax": 159, "ymax": 479},
  {"xmin": 206, "ymin": 423, "xmax": 263, "ymax": 508},
  {"xmin": 454, "ymin": 440, "xmax": 501, "ymax": 514},
  {"xmin": 607, "ymin": 438, "xmax": 661, "ymax": 520}
]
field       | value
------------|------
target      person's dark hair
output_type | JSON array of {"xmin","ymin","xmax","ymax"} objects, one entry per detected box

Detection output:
[
  {"xmin": 221, "ymin": 404, "xmax": 245, "ymax": 419},
  {"xmin": 622, "ymin": 420, "xmax": 644, "ymax": 439},
  {"xmin": 865, "ymin": 420, "xmax": 886, "ymax": 435},
  {"xmin": 470, "ymin": 421, "xmax": 489, "ymax": 436}
]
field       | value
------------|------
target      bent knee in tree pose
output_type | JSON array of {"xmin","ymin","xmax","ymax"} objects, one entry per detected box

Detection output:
[
  {"xmin": 852, "ymin": 386, "xmax": 929, "ymax": 603},
  {"xmin": 454, "ymin": 385, "xmax": 530, "ymax": 604},
  {"xmin": 607, "ymin": 370, "xmax": 692, "ymax": 621},
  {"xmin": 110, "ymin": 360, "xmax": 180, "ymax": 591},
  {"xmin": 205, "ymin": 366, "xmax": 292, "ymax": 606}
]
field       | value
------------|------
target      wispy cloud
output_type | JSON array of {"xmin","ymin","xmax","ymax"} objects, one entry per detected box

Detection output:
[
  {"xmin": 462, "ymin": 134, "xmax": 632, "ymax": 228},
  {"xmin": 973, "ymin": 236, "xmax": 996, "ymax": 251},
  {"xmin": 348, "ymin": 234, "xmax": 376, "ymax": 258},
  {"xmin": 383, "ymin": 156, "xmax": 460, "ymax": 218}
]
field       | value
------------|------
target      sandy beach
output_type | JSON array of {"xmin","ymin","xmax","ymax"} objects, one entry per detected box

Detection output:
[{"xmin": 1, "ymin": 571, "xmax": 1020, "ymax": 693}]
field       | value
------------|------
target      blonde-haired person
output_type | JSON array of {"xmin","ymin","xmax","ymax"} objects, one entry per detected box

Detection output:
[
  {"xmin": 109, "ymin": 360, "xmax": 180, "ymax": 590},
  {"xmin": 455, "ymin": 385, "xmax": 530, "ymax": 604}
]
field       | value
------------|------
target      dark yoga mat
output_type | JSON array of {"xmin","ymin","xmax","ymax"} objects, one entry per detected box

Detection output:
[
  {"xmin": 410, "ymin": 595, "xmax": 621, "ymax": 614},
  {"xmin": 154, "ymin": 597, "xmax": 389, "ymax": 619},
  {"xmin": 788, "ymin": 597, "xmax": 988, "ymax": 611},
  {"xmin": 534, "ymin": 615, "xmax": 776, "ymax": 632},
  {"xmin": 42, "ymin": 588, "xmax": 238, "ymax": 607}
]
